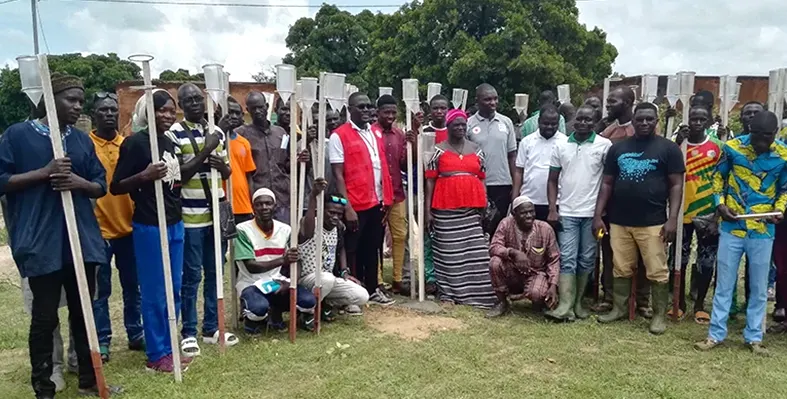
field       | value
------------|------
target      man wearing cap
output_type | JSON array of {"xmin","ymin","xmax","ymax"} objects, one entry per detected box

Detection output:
[
  {"xmin": 233, "ymin": 187, "xmax": 317, "ymax": 333},
  {"xmin": 486, "ymin": 196, "xmax": 560, "ymax": 317},
  {"xmin": 0, "ymin": 74, "xmax": 120, "ymax": 397}
]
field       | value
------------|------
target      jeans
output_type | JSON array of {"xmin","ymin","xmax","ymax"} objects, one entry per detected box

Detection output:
[
  {"xmin": 181, "ymin": 226, "xmax": 228, "ymax": 339},
  {"xmin": 345, "ymin": 205, "xmax": 385, "ymax": 295},
  {"xmin": 29, "ymin": 263, "xmax": 98, "ymax": 397},
  {"xmin": 93, "ymin": 234, "xmax": 143, "ymax": 347},
  {"xmin": 557, "ymin": 216, "xmax": 596, "ymax": 275},
  {"xmin": 668, "ymin": 223, "xmax": 718, "ymax": 312},
  {"xmin": 133, "ymin": 221, "xmax": 184, "ymax": 363},
  {"xmin": 240, "ymin": 285, "xmax": 317, "ymax": 325},
  {"xmin": 709, "ymin": 232, "xmax": 773, "ymax": 343},
  {"xmin": 775, "ymin": 223, "xmax": 787, "ymax": 309}
]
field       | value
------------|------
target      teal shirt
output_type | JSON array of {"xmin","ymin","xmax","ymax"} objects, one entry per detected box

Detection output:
[{"xmin": 520, "ymin": 111, "xmax": 567, "ymax": 138}]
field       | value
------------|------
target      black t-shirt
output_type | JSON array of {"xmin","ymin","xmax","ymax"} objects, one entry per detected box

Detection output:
[
  {"xmin": 603, "ymin": 135, "xmax": 685, "ymax": 227},
  {"xmin": 112, "ymin": 131, "xmax": 183, "ymax": 226}
]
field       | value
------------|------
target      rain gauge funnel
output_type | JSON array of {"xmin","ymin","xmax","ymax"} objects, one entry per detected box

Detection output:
[
  {"xmin": 379, "ymin": 87, "xmax": 393, "ymax": 97},
  {"xmin": 323, "ymin": 73, "xmax": 346, "ymax": 111},
  {"xmin": 642, "ymin": 75, "xmax": 658, "ymax": 103},
  {"xmin": 514, "ymin": 93, "xmax": 529, "ymax": 115},
  {"xmin": 202, "ymin": 63, "xmax": 225, "ymax": 105},
  {"xmin": 17, "ymin": 55, "xmax": 43, "ymax": 106},
  {"xmin": 451, "ymin": 88, "xmax": 464, "ymax": 110},
  {"xmin": 557, "ymin": 84, "xmax": 570, "ymax": 104},
  {"xmin": 427, "ymin": 82, "xmax": 441, "ymax": 102},
  {"xmin": 665, "ymin": 75, "xmax": 680, "ymax": 107},
  {"xmin": 276, "ymin": 64, "xmax": 297, "ymax": 105},
  {"xmin": 402, "ymin": 78, "xmax": 419, "ymax": 112}
]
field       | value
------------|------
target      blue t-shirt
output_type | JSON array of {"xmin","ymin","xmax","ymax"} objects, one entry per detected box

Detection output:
[{"xmin": 0, "ymin": 121, "xmax": 107, "ymax": 278}]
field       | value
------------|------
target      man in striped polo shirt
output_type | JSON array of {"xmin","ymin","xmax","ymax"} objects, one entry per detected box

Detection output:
[{"xmin": 166, "ymin": 83, "xmax": 236, "ymax": 357}]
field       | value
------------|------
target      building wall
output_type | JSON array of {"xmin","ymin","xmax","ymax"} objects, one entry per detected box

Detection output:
[
  {"xmin": 585, "ymin": 75, "xmax": 769, "ymax": 112},
  {"xmin": 115, "ymin": 80, "xmax": 276, "ymax": 135}
]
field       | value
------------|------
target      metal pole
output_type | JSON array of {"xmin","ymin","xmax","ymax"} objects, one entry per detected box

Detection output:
[{"xmin": 31, "ymin": 0, "xmax": 39, "ymax": 54}]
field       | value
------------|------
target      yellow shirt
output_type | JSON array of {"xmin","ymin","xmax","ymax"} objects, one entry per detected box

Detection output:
[{"xmin": 90, "ymin": 131, "xmax": 134, "ymax": 239}]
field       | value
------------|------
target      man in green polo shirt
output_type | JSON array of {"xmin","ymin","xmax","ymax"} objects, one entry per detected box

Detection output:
[{"xmin": 520, "ymin": 90, "xmax": 567, "ymax": 138}]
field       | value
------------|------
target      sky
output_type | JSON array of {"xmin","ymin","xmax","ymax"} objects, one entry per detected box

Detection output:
[{"xmin": 0, "ymin": 0, "xmax": 786, "ymax": 81}]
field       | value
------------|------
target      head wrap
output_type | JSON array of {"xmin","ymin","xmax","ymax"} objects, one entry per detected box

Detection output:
[
  {"xmin": 131, "ymin": 89, "xmax": 175, "ymax": 133},
  {"xmin": 51, "ymin": 73, "xmax": 84, "ymax": 95},
  {"xmin": 512, "ymin": 195, "xmax": 533, "ymax": 211},
  {"xmin": 252, "ymin": 188, "xmax": 276, "ymax": 203},
  {"xmin": 446, "ymin": 109, "xmax": 468, "ymax": 125}
]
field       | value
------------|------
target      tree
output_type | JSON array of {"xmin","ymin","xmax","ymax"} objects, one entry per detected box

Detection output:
[
  {"xmin": 0, "ymin": 53, "xmax": 141, "ymax": 131},
  {"xmin": 251, "ymin": 66, "xmax": 276, "ymax": 84},
  {"xmin": 158, "ymin": 68, "xmax": 204, "ymax": 82},
  {"xmin": 283, "ymin": 0, "xmax": 618, "ymax": 119}
]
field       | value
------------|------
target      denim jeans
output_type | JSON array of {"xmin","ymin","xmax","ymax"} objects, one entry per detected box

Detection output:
[
  {"xmin": 709, "ymin": 232, "xmax": 773, "ymax": 343},
  {"xmin": 134, "ymin": 222, "xmax": 184, "ymax": 363},
  {"xmin": 557, "ymin": 216, "xmax": 596, "ymax": 275},
  {"xmin": 93, "ymin": 234, "xmax": 143, "ymax": 347},
  {"xmin": 181, "ymin": 226, "xmax": 228, "ymax": 339}
]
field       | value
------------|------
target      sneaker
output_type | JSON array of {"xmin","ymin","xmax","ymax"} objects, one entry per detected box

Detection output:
[
  {"xmin": 99, "ymin": 345, "xmax": 110, "ymax": 364},
  {"xmin": 369, "ymin": 288, "xmax": 395, "ymax": 306},
  {"xmin": 694, "ymin": 338, "xmax": 722, "ymax": 352},
  {"xmin": 146, "ymin": 354, "xmax": 188, "ymax": 374},
  {"xmin": 768, "ymin": 287, "xmax": 776, "ymax": 302},
  {"xmin": 299, "ymin": 313, "xmax": 316, "ymax": 332},
  {"xmin": 746, "ymin": 342, "xmax": 770, "ymax": 357},
  {"xmin": 128, "ymin": 337, "xmax": 146, "ymax": 352},
  {"xmin": 345, "ymin": 304, "xmax": 363, "ymax": 316},
  {"xmin": 321, "ymin": 308, "xmax": 337, "ymax": 322}
]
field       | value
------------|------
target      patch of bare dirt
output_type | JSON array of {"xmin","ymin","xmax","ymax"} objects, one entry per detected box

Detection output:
[
  {"xmin": 0, "ymin": 245, "xmax": 19, "ymax": 285},
  {"xmin": 365, "ymin": 307, "xmax": 464, "ymax": 341}
]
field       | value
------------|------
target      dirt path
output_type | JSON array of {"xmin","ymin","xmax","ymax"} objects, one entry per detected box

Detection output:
[{"xmin": 0, "ymin": 245, "xmax": 19, "ymax": 285}]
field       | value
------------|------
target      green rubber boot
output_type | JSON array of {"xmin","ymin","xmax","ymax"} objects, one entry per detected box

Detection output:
[
  {"xmin": 574, "ymin": 273, "xmax": 591, "ymax": 320},
  {"xmin": 545, "ymin": 274, "xmax": 576, "ymax": 321},
  {"xmin": 649, "ymin": 282, "xmax": 669, "ymax": 335},
  {"xmin": 598, "ymin": 278, "xmax": 631, "ymax": 323}
]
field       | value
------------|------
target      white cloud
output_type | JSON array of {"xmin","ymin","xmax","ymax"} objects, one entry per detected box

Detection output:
[
  {"xmin": 577, "ymin": 0, "xmax": 787, "ymax": 76},
  {"xmin": 63, "ymin": 0, "xmax": 310, "ymax": 80}
]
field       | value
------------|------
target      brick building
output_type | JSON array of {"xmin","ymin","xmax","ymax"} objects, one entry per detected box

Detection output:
[{"xmin": 114, "ymin": 80, "xmax": 276, "ymax": 135}]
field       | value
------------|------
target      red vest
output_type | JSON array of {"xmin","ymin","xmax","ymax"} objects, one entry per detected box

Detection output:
[{"xmin": 333, "ymin": 122, "xmax": 394, "ymax": 211}]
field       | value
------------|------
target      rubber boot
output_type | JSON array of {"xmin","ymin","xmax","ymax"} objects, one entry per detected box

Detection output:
[
  {"xmin": 574, "ymin": 273, "xmax": 591, "ymax": 319},
  {"xmin": 649, "ymin": 282, "xmax": 669, "ymax": 335},
  {"xmin": 545, "ymin": 274, "xmax": 576, "ymax": 321},
  {"xmin": 598, "ymin": 278, "xmax": 630, "ymax": 323}
]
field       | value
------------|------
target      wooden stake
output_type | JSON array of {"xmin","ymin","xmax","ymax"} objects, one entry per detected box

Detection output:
[
  {"xmin": 673, "ymin": 139, "xmax": 688, "ymax": 323},
  {"xmin": 314, "ymin": 74, "xmax": 328, "ymax": 334},
  {"xmin": 289, "ymin": 95, "xmax": 303, "ymax": 341},
  {"xmin": 406, "ymin": 108, "xmax": 416, "ymax": 300},
  {"xmin": 206, "ymin": 96, "xmax": 227, "ymax": 352},
  {"xmin": 416, "ymin": 131, "xmax": 425, "ymax": 302},
  {"xmin": 38, "ymin": 54, "xmax": 109, "ymax": 398},
  {"xmin": 135, "ymin": 56, "xmax": 183, "ymax": 381}
]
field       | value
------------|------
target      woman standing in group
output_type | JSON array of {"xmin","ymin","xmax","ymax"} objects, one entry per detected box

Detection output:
[
  {"xmin": 425, "ymin": 109, "xmax": 496, "ymax": 308},
  {"xmin": 111, "ymin": 90, "xmax": 188, "ymax": 373}
]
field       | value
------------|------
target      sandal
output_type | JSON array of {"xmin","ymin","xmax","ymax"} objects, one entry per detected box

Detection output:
[
  {"xmin": 181, "ymin": 337, "xmax": 201, "ymax": 358},
  {"xmin": 694, "ymin": 310, "xmax": 711, "ymax": 325},
  {"xmin": 203, "ymin": 331, "xmax": 239, "ymax": 347},
  {"xmin": 666, "ymin": 308, "xmax": 685, "ymax": 321}
]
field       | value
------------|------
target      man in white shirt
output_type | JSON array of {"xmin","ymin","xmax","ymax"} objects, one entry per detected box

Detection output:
[
  {"xmin": 512, "ymin": 104, "xmax": 568, "ymax": 223},
  {"xmin": 298, "ymin": 178, "xmax": 370, "ymax": 319},
  {"xmin": 545, "ymin": 105, "xmax": 612, "ymax": 321},
  {"xmin": 233, "ymin": 188, "xmax": 317, "ymax": 333}
]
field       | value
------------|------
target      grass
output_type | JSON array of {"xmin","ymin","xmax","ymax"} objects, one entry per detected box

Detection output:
[{"xmin": 1, "ymin": 266, "xmax": 786, "ymax": 399}]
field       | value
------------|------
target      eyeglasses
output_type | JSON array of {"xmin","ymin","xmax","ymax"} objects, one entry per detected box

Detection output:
[
  {"xmin": 181, "ymin": 95, "xmax": 204, "ymax": 106},
  {"xmin": 94, "ymin": 92, "xmax": 118, "ymax": 101},
  {"xmin": 329, "ymin": 196, "xmax": 348, "ymax": 205}
]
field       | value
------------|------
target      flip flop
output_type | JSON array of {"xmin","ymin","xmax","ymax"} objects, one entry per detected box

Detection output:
[
  {"xmin": 694, "ymin": 310, "xmax": 711, "ymax": 325},
  {"xmin": 666, "ymin": 308, "xmax": 685, "ymax": 321},
  {"xmin": 181, "ymin": 337, "xmax": 201, "ymax": 358},
  {"xmin": 203, "ymin": 331, "xmax": 239, "ymax": 347}
]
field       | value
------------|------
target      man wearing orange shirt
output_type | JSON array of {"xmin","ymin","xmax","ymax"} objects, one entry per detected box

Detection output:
[
  {"xmin": 89, "ymin": 93, "xmax": 144, "ymax": 363},
  {"xmin": 222, "ymin": 97, "xmax": 257, "ymax": 223}
]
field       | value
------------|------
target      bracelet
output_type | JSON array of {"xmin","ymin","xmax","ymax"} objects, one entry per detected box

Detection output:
[{"xmin": 340, "ymin": 269, "xmax": 349, "ymax": 277}]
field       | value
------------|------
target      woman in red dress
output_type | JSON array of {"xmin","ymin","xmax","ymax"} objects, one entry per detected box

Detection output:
[{"xmin": 424, "ymin": 109, "xmax": 495, "ymax": 308}]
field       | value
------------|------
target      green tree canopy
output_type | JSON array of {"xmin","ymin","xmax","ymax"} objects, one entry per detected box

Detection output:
[
  {"xmin": 158, "ymin": 68, "xmax": 204, "ymax": 82},
  {"xmin": 0, "ymin": 53, "xmax": 141, "ymax": 131},
  {"xmin": 283, "ymin": 0, "xmax": 618, "ymax": 118}
]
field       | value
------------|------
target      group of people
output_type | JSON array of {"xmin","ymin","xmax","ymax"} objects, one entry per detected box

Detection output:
[{"xmin": 2, "ymin": 72, "xmax": 787, "ymax": 399}]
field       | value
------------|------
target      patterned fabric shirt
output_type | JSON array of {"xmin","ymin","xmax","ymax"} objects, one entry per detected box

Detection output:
[
  {"xmin": 683, "ymin": 136, "xmax": 723, "ymax": 224},
  {"xmin": 298, "ymin": 224, "xmax": 340, "ymax": 276},
  {"xmin": 488, "ymin": 216, "xmax": 560, "ymax": 286},
  {"xmin": 519, "ymin": 111, "xmax": 567, "ymax": 139},
  {"xmin": 713, "ymin": 135, "xmax": 787, "ymax": 238},
  {"xmin": 166, "ymin": 121, "xmax": 229, "ymax": 228}
]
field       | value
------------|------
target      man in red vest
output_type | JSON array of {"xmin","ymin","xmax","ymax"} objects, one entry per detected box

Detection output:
[{"xmin": 329, "ymin": 92, "xmax": 396, "ymax": 305}]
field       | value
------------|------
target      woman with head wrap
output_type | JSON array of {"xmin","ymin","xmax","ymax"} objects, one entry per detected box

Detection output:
[
  {"xmin": 110, "ymin": 90, "xmax": 190, "ymax": 373},
  {"xmin": 424, "ymin": 109, "xmax": 496, "ymax": 308}
]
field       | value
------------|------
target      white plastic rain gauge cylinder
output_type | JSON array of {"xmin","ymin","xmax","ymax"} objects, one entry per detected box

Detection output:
[
  {"xmin": 427, "ymin": 82, "xmax": 442, "ymax": 102},
  {"xmin": 665, "ymin": 75, "xmax": 680, "ymax": 108},
  {"xmin": 16, "ymin": 55, "xmax": 43, "ymax": 106},
  {"xmin": 276, "ymin": 64, "xmax": 297, "ymax": 104},
  {"xmin": 301, "ymin": 77, "xmax": 318, "ymax": 105},
  {"xmin": 451, "ymin": 88, "xmax": 464, "ymax": 110},
  {"xmin": 323, "ymin": 73, "xmax": 346, "ymax": 111},
  {"xmin": 202, "ymin": 63, "xmax": 225, "ymax": 104},
  {"xmin": 379, "ymin": 87, "xmax": 393, "ymax": 97},
  {"xmin": 678, "ymin": 71, "xmax": 696, "ymax": 125},
  {"xmin": 514, "ymin": 93, "xmax": 529, "ymax": 116},
  {"xmin": 642, "ymin": 74, "xmax": 658, "ymax": 103},
  {"xmin": 557, "ymin": 84, "xmax": 570, "ymax": 104},
  {"xmin": 402, "ymin": 78, "xmax": 419, "ymax": 112}
]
